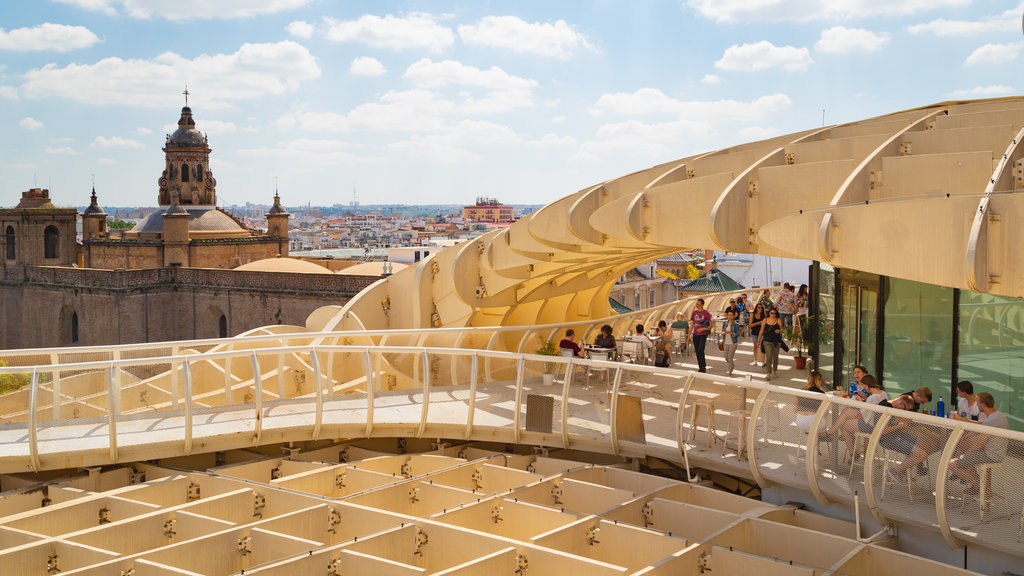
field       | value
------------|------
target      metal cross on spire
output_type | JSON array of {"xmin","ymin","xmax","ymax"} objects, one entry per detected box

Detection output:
[{"xmin": 183, "ymin": 85, "xmax": 190, "ymax": 106}]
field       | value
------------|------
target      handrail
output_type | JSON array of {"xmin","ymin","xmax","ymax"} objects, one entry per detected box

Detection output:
[{"xmin": 2, "ymin": 342, "xmax": 1021, "ymax": 556}]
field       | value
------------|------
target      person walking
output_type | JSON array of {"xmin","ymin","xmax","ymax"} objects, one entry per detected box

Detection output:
[
  {"xmin": 689, "ymin": 298, "xmax": 712, "ymax": 373},
  {"xmin": 722, "ymin": 309, "xmax": 739, "ymax": 377},
  {"xmin": 756, "ymin": 307, "xmax": 783, "ymax": 378},
  {"xmin": 749, "ymin": 303, "xmax": 766, "ymax": 366}
]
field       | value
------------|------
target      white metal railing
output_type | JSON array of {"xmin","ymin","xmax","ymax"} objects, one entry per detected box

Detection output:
[
  {"xmin": 0, "ymin": 287, "xmax": 779, "ymax": 369},
  {"xmin": 0, "ymin": 341, "xmax": 1021, "ymax": 557}
]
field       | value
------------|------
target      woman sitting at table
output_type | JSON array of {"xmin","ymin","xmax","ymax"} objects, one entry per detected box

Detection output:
[
  {"xmin": 656, "ymin": 319, "xmax": 673, "ymax": 340},
  {"xmin": 819, "ymin": 373, "xmax": 887, "ymax": 457},
  {"xmin": 593, "ymin": 324, "xmax": 616, "ymax": 349},
  {"xmin": 795, "ymin": 371, "xmax": 827, "ymax": 431}
]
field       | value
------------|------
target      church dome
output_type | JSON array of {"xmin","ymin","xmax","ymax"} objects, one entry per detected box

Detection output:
[{"xmin": 166, "ymin": 106, "xmax": 207, "ymax": 148}]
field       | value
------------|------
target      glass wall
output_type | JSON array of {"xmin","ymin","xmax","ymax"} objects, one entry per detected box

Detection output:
[
  {"xmin": 958, "ymin": 291, "xmax": 1024, "ymax": 430},
  {"xmin": 882, "ymin": 278, "xmax": 953, "ymax": 399},
  {"xmin": 815, "ymin": 263, "xmax": 836, "ymax": 388},
  {"xmin": 838, "ymin": 270, "xmax": 879, "ymax": 386}
]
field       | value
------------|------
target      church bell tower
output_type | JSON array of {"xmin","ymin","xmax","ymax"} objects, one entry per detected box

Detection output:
[{"xmin": 158, "ymin": 95, "xmax": 217, "ymax": 206}]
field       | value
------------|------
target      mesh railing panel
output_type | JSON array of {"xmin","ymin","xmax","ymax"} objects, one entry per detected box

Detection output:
[
  {"xmin": 944, "ymin": 432, "xmax": 1024, "ymax": 551},
  {"xmin": 752, "ymin": 390, "xmax": 799, "ymax": 485},
  {"xmin": 814, "ymin": 394, "xmax": 866, "ymax": 501},
  {"xmin": 870, "ymin": 416, "xmax": 949, "ymax": 526}
]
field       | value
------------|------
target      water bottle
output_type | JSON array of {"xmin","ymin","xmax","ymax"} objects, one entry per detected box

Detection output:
[
  {"xmin": 849, "ymin": 381, "xmax": 857, "ymax": 396},
  {"xmin": 936, "ymin": 396, "xmax": 945, "ymax": 418}
]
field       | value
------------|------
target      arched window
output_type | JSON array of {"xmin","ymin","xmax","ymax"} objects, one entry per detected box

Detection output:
[
  {"xmin": 181, "ymin": 162, "xmax": 189, "ymax": 182},
  {"xmin": 44, "ymin": 225, "xmax": 59, "ymax": 259},
  {"xmin": 219, "ymin": 314, "xmax": 228, "ymax": 338},
  {"xmin": 4, "ymin": 226, "xmax": 14, "ymax": 260},
  {"xmin": 197, "ymin": 164, "xmax": 203, "ymax": 183},
  {"xmin": 71, "ymin": 312, "xmax": 79, "ymax": 344}
]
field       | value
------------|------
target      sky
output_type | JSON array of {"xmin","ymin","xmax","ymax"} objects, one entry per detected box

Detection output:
[{"xmin": 1, "ymin": 1, "xmax": 1023, "ymax": 209}]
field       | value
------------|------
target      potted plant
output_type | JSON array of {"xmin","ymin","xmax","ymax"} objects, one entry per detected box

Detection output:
[
  {"xmin": 786, "ymin": 323, "xmax": 811, "ymax": 370},
  {"xmin": 535, "ymin": 339, "xmax": 559, "ymax": 385}
]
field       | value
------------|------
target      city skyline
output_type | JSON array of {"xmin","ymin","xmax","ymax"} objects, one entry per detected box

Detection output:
[{"xmin": 1, "ymin": 0, "xmax": 1022, "ymax": 208}]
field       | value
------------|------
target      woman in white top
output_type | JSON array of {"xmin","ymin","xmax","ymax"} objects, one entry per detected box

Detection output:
[{"xmin": 820, "ymin": 373, "xmax": 887, "ymax": 457}]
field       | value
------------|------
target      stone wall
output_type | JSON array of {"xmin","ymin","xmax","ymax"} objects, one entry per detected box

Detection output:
[
  {"xmin": 83, "ymin": 238, "xmax": 287, "ymax": 270},
  {"xmin": 0, "ymin": 266, "xmax": 377, "ymax": 350}
]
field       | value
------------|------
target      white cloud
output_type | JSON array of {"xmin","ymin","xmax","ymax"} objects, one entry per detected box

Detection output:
[
  {"xmin": 348, "ymin": 89, "xmax": 455, "ymax": 132},
  {"xmin": 575, "ymin": 91, "xmax": 793, "ymax": 164},
  {"xmin": 55, "ymin": 0, "xmax": 314, "ymax": 20},
  {"xmin": 815, "ymin": 26, "xmax": 889, "ymax": 54},
  {"xmin": 715, "ymin": 41, "xmax": 813, "ymax": 72},
  {"xmin": 286, "ymin": 20, "xmax": 314, "ymax": 39},
  {"xmin": 197, "ymin": 120, "xmax": 237, "ymax": 134},
  {"xmin": 136, "ymin": 127, "xmax": 152, "ymax": 134},
  {"xmin": 324, "ymin": 13, "xmax": 454, "ymax": 53},
  {"xmin": 92, "ymin": 136, "xmax": 143, "ymax": 148},
  {"xmin": 907, "ymin": 4, "xmax": 1024, "ymax": 36},
  {"xmin": 528, "ymin": 133, "xmax": 577, "ymax": 148},
  {"xmin": 238, "ymin": 138, "xmax": 366, "ymax": 166},
  {"xmin": 687, "ymin": 0, "xmax": 971, "ymax": 23},
  {"xmin": 0, "ymin": 86, "xmax": 18, "ymax": 99},
  {"xmin": 458, "ymin": 15, "xmax": 594, "ymax": 59},
  {"xmin": 20, "ymin": 117, "xmax": 43, "ymax": 130},
  {"xmin": 0, "ymin": 23, "xmax": 99, "ymax": 52},
  {"xmin": 350, "ymin": 56, "xmax": 387, "ymax": 77},
  {"xmin": 737, "ymin": 126, "xmax": 782, "ymax": 140},
  {"xmin": 701, "ymin": 74, "xmax": 723, "ymax": 84},
  {"xmin": 46, "ymin": 146, "xmax": 79, "ymax": 155},
  {"xmin": 21, "ymin": 41, "xmax": 320, "ymax": 108},
  {"xmin": 552, "ymin": 115, "xmax": 565, "ymax": 124},
  {"xmin": 402, "ymin": 58, "xmax": 537, "ymax": 114},
  {"xmin": 964, "ymin": 41, "xmax": 1023, "ymax": 66},
  {"xmin": 97, "ymin": 157, "xmax": 117, "ymax": 165},
  {"xmin": 947, "ymin": 85, "xmax": 1017, "ymax": 98},
  {"xmin": 390, "ymin": 120, "xmax": 523, "ymax": 163}
]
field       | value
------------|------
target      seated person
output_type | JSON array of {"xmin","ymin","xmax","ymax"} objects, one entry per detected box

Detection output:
[
  {"xmin": 951, "ymin": 380, "xmax": 983, "ymax": 422},
  {"xmin": 948, "ymin": 393, "xmax": 1009, "ymax": 495},
  {"xmin": 558, "ymin": 328, "xmax": 584, "ymax": 358},
  {"xmin": 896, "ymin": 387, "xmax": 932, "ymax": 412},
  {"xmin": 670, "ymin": 312, "xmax": 689, "ymax": 332},
  {"xmin": 820, "ymin": 374, "xmax": 888, "ymax": 456},
  {"xmin": 653, "ymin": 337, "xmax": 671, "ymax": 367},
  {"xmin": 593, "ymin": 324, "xmax": 616, "ymax": 349},
  {"xmin": 656, "ymin": 319, "xmax": 673, "ymax": 340},
  {"xmin": 795, "ymin": 370, "xmax": 827, "ymax": 431},
  {"xmin": 627, "ymin": 323, "xmax": 654, "ymax": 363}
]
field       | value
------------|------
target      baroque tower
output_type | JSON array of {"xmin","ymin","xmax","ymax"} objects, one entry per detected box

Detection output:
[{"xmin": 158, "ymin": 106, "xmax": 217, "ymax": 206}]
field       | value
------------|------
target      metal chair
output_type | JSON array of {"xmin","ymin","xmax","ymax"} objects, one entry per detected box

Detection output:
[
  {"xmin": 961, "ymin": 461, "xmax": 1006, "ymax": 520},
  {"xmin": 585, "ymin": 351, "xmax": 610, "ymax": 389},
  {"xmin": 620, "ymin": 340, "xmax": 645, "ymax": 365}
]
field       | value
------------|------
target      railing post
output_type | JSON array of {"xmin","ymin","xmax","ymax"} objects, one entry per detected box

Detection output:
[
  {"xmin": 170, "ymin": 345, "xmax": 179, "ymax": 409},
  {"xmin": 864, "ymin": 412, "xmax": 891, "ymax": 526},
  {"xmin": 935, "ymin": 427, "xmax": 967, "ymax": 549},
  {"xmin": 363, "ymin": 350, "xmax": 374, "ymax": 437},
  {"xmin": 560, "ymin": 360, "xmax": 571, "ymax": 449},
  {"xmin": 609, "ymin": 366, "xmax": 625, "ymax": 455},
  {"xmin": 252, "ymin": 352, "xmax": 263, "ymax": 444},
  {"xmin": 277, "ymin": 352, "xmax": 286, "ymax": 400},
  {"xmin": 745, "ymin": 387, "xmax": 770, "ymax": 488},
  {"xmin": 108, "ymin": 362, "xmax": 119, "ymax": 463},
  {"xmin": 465, "ymin": 353, "xmax": 478, "ymax": 438},
  {"xmin": 223, "ymin": 343, "xmax": 233, "ymax": 405},
  {"xmin": 513, "ymin": 357, "xmax": 525, "ymax": 444},
  {"xmin": 311, "ymin": 347, "xmax": 323, "ymax": 440},
  {"xmin": 49, "ymin": 352, "xmax": 61, "ymax": 421},
  {"xmin": 28, "ymin": 368, "xmax": 40, "ymax": 472},
  {"xmin": 417, "ymin": 350, "xmax": 430, "ymax": 437},
  {"xmin": 183, "ymin": 360, "xmax": 193, "ymax": 455}
]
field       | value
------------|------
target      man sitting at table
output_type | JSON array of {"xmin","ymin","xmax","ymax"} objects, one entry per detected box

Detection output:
[
  {"xmin": 896, "ymin": 387, "xmax": 933, "ymax": 412},
  {"xmin": 628, "ymin": 324, "xmax": 654, "ymax": 363},
  {"xmin": 559, "ymin": 328, "xmax": 585, "ymax": 357},
  {"xmin": 948, "ymin": 393, "xmax": 1009, "ymax": 495}
]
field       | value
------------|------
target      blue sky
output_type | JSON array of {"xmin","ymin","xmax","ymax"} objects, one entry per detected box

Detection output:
[{"xmin": 2, "ymin": 1, "xmax": 1022, "ymax": 209}]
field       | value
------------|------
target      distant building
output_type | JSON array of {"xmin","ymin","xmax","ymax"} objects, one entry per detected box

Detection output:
[
  {"xmin": 711, "ymin": 251, "xmax": 809, "ymax": 288},
  {"xmin": 463, "ymin": 197, "xmax": 513, "ymax": 224}
]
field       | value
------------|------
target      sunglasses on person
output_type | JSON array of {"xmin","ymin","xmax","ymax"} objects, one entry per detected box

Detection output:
[{"xmin": 769, "ymin": 312, "xmax": 778, "ymax": 316}]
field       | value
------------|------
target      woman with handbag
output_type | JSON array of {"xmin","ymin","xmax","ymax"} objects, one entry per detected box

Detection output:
[
  {"xmin": 722, "ymin": 309, "xmax": 739, "ymax": 377},
  {"xmin": 749, "ymin": 303, "xmax": 766, "ymax": 366},
  {"xmin": 756, "ymin": 308, "xmax": 784, "ymax": 379}
]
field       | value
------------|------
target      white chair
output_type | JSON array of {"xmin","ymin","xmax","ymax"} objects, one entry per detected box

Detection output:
[
  {"xmin": 620, "ymin": 340, "xmax": 645, "ymax": 365},
  {"xmin": 559, "ymin": 348, "xmax": 584, "ymax": 384},
  {"xmin": 688, "ymin": 398, "xmax": 718, "ymax": 448},
  {"xmin": 961, "ymin": 461, "xmax": 1006, "ymax": 520},
  {"xmin": 585, "ymin": 351, "xmax": 610, "ymax": 389}
]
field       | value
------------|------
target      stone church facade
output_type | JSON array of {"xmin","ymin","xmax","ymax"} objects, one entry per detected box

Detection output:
[{"xmin": 0, "ymin": 105, "xmax": 371, "ymax": 350}]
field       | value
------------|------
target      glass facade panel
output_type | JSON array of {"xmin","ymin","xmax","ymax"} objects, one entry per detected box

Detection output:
[
  {"xmin": 958, "ymin": 291, "xmax": 1024, "ymax": 431},
  {"xmin": 838, "ymin": 270, "xmax": 878, "ymax": 385},
  {"xmin": 816, "ymin": 263, "xmax": 835, "ymax": 388},
  {"xmin": 882, "ymin": 278, "xmax": 953, "ymax": 401}
]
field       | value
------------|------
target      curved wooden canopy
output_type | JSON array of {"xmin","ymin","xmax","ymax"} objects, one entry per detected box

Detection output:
[{"xmin": 328, "ymin": 97, "xmax": 1024, "ymax": 331}]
